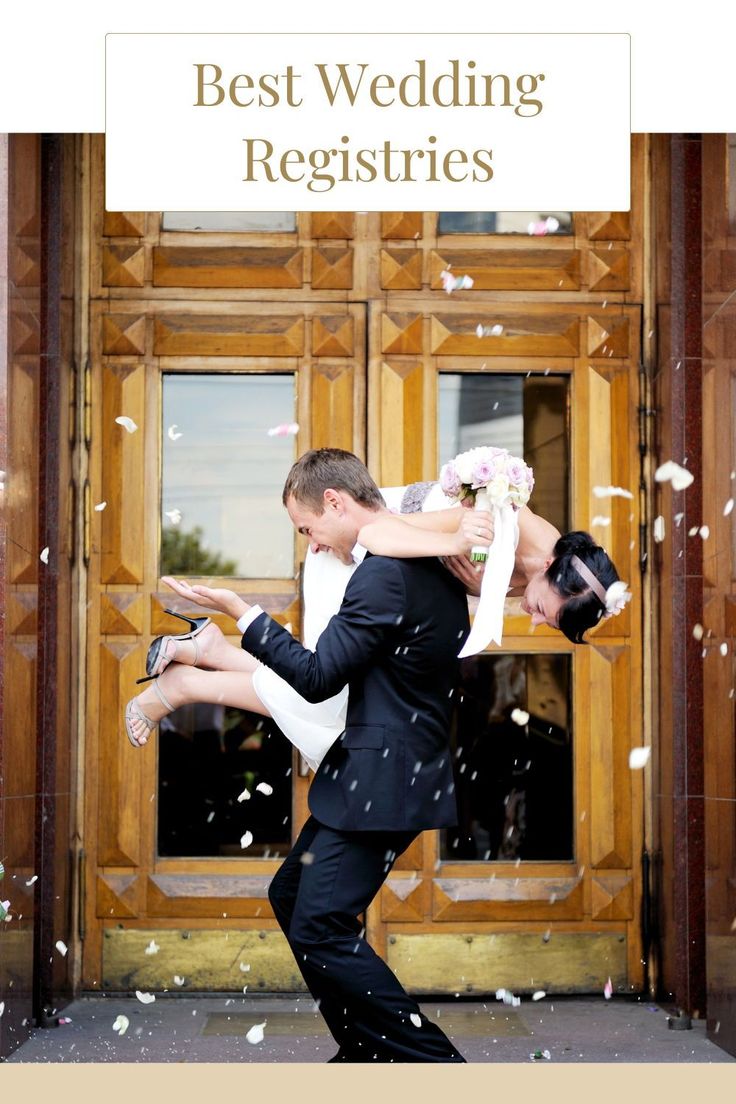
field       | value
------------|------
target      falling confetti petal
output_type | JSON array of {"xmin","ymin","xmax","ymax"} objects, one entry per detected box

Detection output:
[
  {"xmin": 165, "ymin": 508, "xmax": 182, "ymax": 526},
  {"xmin": 604, "ymin": 978, "xmax": 613, "ymax": 999},
  {"xmin": 25, "ymin": 875, "xmax": 38, "ymax": 886},
  {"xmin": 510, "ymin": 709, "xmax": 529, "ymax": 726},
  {"xmin": 724, "ymin": 499, "xmax": 734, "ymax": 517},
  {"xmin": 591, "ymin": 515, "xmax": 611, "ymax": 527},
  {"xmin": 0, "ymin": 1003, "xmax": 4, "ymax": 1018},
  {"xmin": 94, "ymin": 501, "xmax": 107, "ymax": 512},
  {"xmin": 167, "ymin": 424, "xmax": 183, "ymax": 441},
  {"xmin": 528, "ymin": 216, "xmax": 559, "ymax": 236},
  {"xmin": 40, "ymin": 547, "xmax": 49, "ymax": 564},
  {"xmin": 476, "ymin": 323, "xmax": 504, "ymax": 338},
  {"xmin": 653, "ymin": 516, "xmax": 665, "ymax": 543},
  {"xmin": 240, "ymin": 831, "xmax": 254, "ymax": 849},
  {"xmin": 135, "ymin": 991, "xmax": 156, "ymax": 1004},
  {"xmin": 410, "ymin": 1013, "xmax": 422, "ymax": 1027},
  {"xmin": 267, "ymin": 422, "xmax": 299, "ymax": 437},
  {"xmin": 237, "ymin": 787, "xmax": 251, "ymax": 802},
  {"xmin": 300, "ymin": 851, "xmax": 315, "ymax": 866},
  {"xmin": 112, "ymin": 1015, "xmax": 129, "ymax": 1035},
  {"xmin": 532, "ymin": 991, "xmax": 546, "ymax": 1001},
  {"xmin": 699, "ymin": 526, "xmax": 710, "ymax": 540},
  {"xmin": 592, "ymin": 485, "xmax": 634, "ymax": 500},
  {"xmin": 441, "ymin": 269, "xmax": 474, "ymax": 293},
  {"xmin": 629, "ymin": 747, "xmax": 651, "ymax": 770},
  {"xmin": 173, "ymin": 976, "xmax": 186, "ymax": 986},
  {"xmin": 115, "ymin": 416, "xmax": 138, "ymax": 434},
  {"xmin": 145, "ymin": 940, "xmax": 160, "ymax": 955},
  {"xmin": 720, "ymin": 643, "xmax": 729, "ymax": 657},
  {"xmin": 246, "ymin": 1021, "xmax": 267, "ymax": 1044},
  {"xmin": 240, "ymin": 962, "xmax": 251, "ymax": 973},
  {"xmin": 55, "ymin": 940, "xmax": 68, "ymax": 956},
  {"xmin": 692, "ymin": 624, "xmax": 704, "ymax": 641},
  {"xmin": 256, "ymin": 782, "xmax": 273, "ymax": 796},
  {"xmin": 654, "ymin": 461, "xmax": 694, "ymax": 491}
]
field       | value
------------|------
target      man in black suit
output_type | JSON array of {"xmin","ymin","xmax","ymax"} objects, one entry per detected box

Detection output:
[{"xmin": 185, "ymin": 449, "xmax": 471, "ymax": 1061}]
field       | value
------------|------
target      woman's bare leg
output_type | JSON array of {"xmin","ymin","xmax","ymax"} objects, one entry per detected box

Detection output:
[
  {"xmin": 157, "ymin": 621, "xmax": 260, "ymax": 674},
  {"xmin": 127, "ymin": 661, "xmax": 270, "ymax": 747}
]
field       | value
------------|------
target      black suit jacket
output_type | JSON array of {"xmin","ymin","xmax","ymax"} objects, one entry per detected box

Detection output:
[{"xmin": 242, "ymin": 553, "xmax": 469, "ymax": 832}]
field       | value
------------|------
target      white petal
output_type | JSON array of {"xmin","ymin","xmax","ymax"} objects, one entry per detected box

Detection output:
[
  {"xmin": 592, "ymin": 485, "xmax": 634, "ymax": 499},
  {"xmin": 40, "ymin": 547, "xmax": 49, "ymax": 564},
  {"xmin": 591, "ymin": 515, "xmax": 611, "ymax": 527},
  {"xmin": 654, "ymin": 460, "xmax": 694, "ymax": 491},
  {"xmin": 692, "ymin": 623, "xmax": 704, "ymax": 641},
  {"xmin": 173, "ymin": 975, "xmax": 186, "ymax": 986},
  {"xmin": 267, "ymin": 422, "xmax": 299, "ymax": 437},
  {"xmin": 410, "ymin": 1013, "xmax": 422, "ymax": 1027},
  {"xmin": 720, "ymin": 643, "xmax": 729, "ymax": 657},
  {"xmin": 237, "ymin": 787, "xmax": 251, "ymax": 802},
  {"xmin": 240, "ymin": 831, "xmax": 254, "ymax": 849},
  {"xmin": 239, "ymin": 962, "xmax": 251, "ymax": 973},
  {"xmin": 699, "ymin": 526, "xmax": 710, "ymax": 540},
  {"xmin": 135, "ymin": 990, "xmax": 156, "ymax": 1004},
  {"xmin": 167, "ymin": 424, "xmax": 183, "ymax": 441},
  {"xmin": 475, "ymin": 323, "xmax": 484, "ymax": 338},
  {"xmin": 653, "ymin": 516, "xmax": 665, "ymax": 543},
  {"xmin": 55, "ymin": 940, "xmax": 68, "ymax": 956},
  {"xmin": 300, "ymin": 851, "xmax": 315, "ymax": 866},
  {"xmin": 145, "ymin": 940, "xmax": 160, "ymax": 955},
  {"xmin": 246, "ymin": 1021, "xmax": 267, "ymax": 1044},
  {"xmin": 112, "ymin": 1014, "xmax": 129, "ymax": 1035},
  {"xmin": 165, "ymin": 508, "xmax": 182, "ymax": 525},
  {"xmin": 604, "ymin": 978, "xmax": 613, "ymax": 999},
  {"xmin": 629, "ymin": 747, "xmax": 651, "ymax": 770},
  {"xmin": 0, "ymin": 1002, "xmax": 4, "ymax": 1017},
  {"xmin": 532, "ymin": 990, "xmax": 546, "ymax": 1001},
  {"xmin": 94, "ymin": 501, "xmax": 107, "ymax": 512},
  {"xmin": 510, "ymin": 708, "xmax": 529, "ymax": 726},
  {"xmin": 115, "ymin": 416, "xmax": 138, "ymax": 434},
  {"xmin": 256, "ymin": 782, "xmax": 273, "ymax": 796},
  {"xmin": 25, "ymin": 875, "xmax": 38, "ymax": 886},
  {"xmin": 724, "ymin": 499, "xmax": 734, "ymax": 517}
]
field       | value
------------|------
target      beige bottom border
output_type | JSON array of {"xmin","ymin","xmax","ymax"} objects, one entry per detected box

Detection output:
[{"xmin": 1, "ymin": 1064, "xmax": 734, "ymax": 1102}]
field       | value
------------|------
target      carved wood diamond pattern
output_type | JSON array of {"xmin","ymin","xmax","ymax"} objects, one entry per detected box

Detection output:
[
  {"xmin": 381, "ymin": 212, "xmax": 423, "ymax": 239},
  {"xmin": 153, "ymin": 314, "xmax": 305, "ymax": 357},
  {"xmin": 103, "ymin": 212, "xmax": 147, "ymax": 237},
  {"xmin": 102, "ymin": 245, "xmax": 145, "ymax": 288},
  {"xmin": 311, "ymin": 213, "xmax": 354, "ymax": 239},
  {"xmin": 380, "ymin": 249, "xmax": 423, "ymax": 290},
  {"xmin": 100, "ymin": 593, "xmax": 145, "ymax": 635},
  {"xmin": 312, "ymin": 315, "xmax": 354, "ymax": 357},
  {"xmin": 102, "ymin": 314, "xmax": 147, "ymax": 356},
  {"xmin": 430, "ymin": 313, "xmax": 580, "ymax": 356},
  {"xmin": 430, "ymin": 249, "xmax": 581, "ymax": 292},
  {"xmin": 153, "ymin": 247, "xmax": 304, "ymax": 289},
  {"xmin": 380, "ymin": 877, "xmax": 426, "ymax": 922},
  {"xmin": 311, "ymin": 247, "xmax": 353, "ymax": 289},
  {"xmin": 590, "ymin": 875, "xmax": 634, "ymax": 920},
  {"xmin": 587, "ymin": 248, "xmax": 630, "ymax": 292},
  {"xmin": 587, "ymin": 212, "xmax": 631, "ymax": 240},
  {"xmin": 587, "ymin": 316, "xmax": 630, "ymax": 358},
  {"xmin": 381, "ymin": 313, "xmax": 423, "ymax": 354}
]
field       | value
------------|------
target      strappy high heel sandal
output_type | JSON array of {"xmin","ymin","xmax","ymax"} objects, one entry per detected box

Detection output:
[
  {"xmin": 124, "ymin": 680, "xmax": 176, "ymax": 748},
  {"xmin": 136, "ymin": 609, "xmax": 211, "ymax": 685}
]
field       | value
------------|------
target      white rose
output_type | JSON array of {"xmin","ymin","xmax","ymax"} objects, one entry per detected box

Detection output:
[
  {"xmin": 454, "ymin": 450, "xmax": 476, "ymax": 484},
  {"xmin": 484, "ymin": 474, "xmax": 510, "ymax": 504}
]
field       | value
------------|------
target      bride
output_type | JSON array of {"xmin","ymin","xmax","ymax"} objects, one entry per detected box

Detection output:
[{"xmin": 124, "ymin": 474, "xmax": 626, "ymax": 769}]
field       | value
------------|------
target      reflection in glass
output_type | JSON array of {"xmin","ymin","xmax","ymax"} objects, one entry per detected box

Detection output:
[
  {"xmin": 439, "ymin": 373, "xmax": 569, "ymax": 535},
  {"xmin": 162, "ymin": 212, "xmax": 296, "ymax": 232},
  {"xmin": 442, "ymin": 653, "xmax": 573, "ymax": 862},
  {"xmin": 161, "ymin": 374, "xmax": 296, "ymax": 578},
  {"xmin": 157, "ymin": 705, "xmax": 292, "ymax": 858},
  {"xmin": 438, "ymin": 212, "xmax": 572, "ymax": 235}
]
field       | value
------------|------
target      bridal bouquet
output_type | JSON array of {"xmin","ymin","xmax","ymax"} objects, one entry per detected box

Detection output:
[{"xmin": 440, "ymin": 446, "xmax": 535, "ymax": 562}]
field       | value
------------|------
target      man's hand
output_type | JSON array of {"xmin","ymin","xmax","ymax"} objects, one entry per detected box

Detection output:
[
  {"xmin": 440, "ymin": 554, "xmax": 485, "ymax": 597},
  {"xmin": 161, "ymin": 576, "xmax": 250, "ymax": 622},
  {"xmin": 454, "ymin": 508, "xmax": 494, "ymax": 555}
]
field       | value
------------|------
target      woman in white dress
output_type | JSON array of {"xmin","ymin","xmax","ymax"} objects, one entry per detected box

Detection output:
[{"xmin": 124, "ymin": 478, "xmax": 625, "ymax": 769}]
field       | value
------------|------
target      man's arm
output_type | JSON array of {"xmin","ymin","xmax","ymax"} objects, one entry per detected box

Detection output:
[
  {"xmin": 243, "ymin": 556, "xmax": 407, "ymax": 703},
  {"xmin": 358, "ymin": 508, "xmax": 493, "ymax": 559}
]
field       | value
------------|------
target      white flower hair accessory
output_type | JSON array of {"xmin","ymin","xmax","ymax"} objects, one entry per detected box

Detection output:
[{"xmin": 571, "ymin": 555, "xmax": 631, "ymax": 619}]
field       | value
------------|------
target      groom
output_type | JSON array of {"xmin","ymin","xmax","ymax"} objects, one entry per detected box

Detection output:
[{"xmin": 192, "ymin": 449, "xmax": 470, "ymax": 1062}]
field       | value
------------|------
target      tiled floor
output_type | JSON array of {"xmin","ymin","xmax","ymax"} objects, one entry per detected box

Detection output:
[{"xmin": 5, "ymin": 994, "xmax": 735, "ymax": 1063}]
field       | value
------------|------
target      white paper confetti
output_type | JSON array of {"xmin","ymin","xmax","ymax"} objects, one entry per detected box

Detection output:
[
  {"xmin": 591, "ymin": 515, "xmax": 611, "ymax": 527},
  {"xmin": 135, "ymin": 991, "xmax": 156, "ymax": 1004},
  {"xmin": 240, "ymin": 962, "xmax": 251, "ymax": 973},
  {"xmin": 173, "ymin": 976, "xmax": 186, "ymax": 986},
  {"xmin": 724, "ymin": 499, "xmax": 734, "ymax": 517},
  {"xmin": 510, "ymin": 709, "xmax": 530, "ymax": 726},
  {"xmin": 592, "ymin": 485, "xmax": 634, "ymax": 500},
  {"xmin": 300, "ymin": 851, "xmax": 315, "ymax": 866},
  {"xmin": 267, "ymin": 423, "xmax": 299, "ymax": 437},
  {"xmin": 115, "ymin": 416, "xmax": 138, "ymax": 434},
  {"xmin": 654, "ymin": 461, "xmax": 694, "ymax": 491},
  {"xmin": 55, "ymin": 940, "xmax": 68, "ymax": 956},
  {"xmin": 0, "ymin": 1002, "xmax": 4, "ymax": 1018},
  {"xmin": 699, "ymin": 526, "xmax": 710, "ymax": 540},
  {"xmin": 145, "ymin": 940, "xmax": 160, "ymax": 956},
  {"xmin": 40, "ymin": 547, "xmax": 49, "ymax": 564},
  {"xmin": 441, "ymin": 269, "xmax": 474, "ymax": 293},
  {"xmin": 167, "ymin": 424, "xmax": 183, "ymax": 441},
  {"xmin": 165, "ymin": 508, "xmax": 182, "ymax": 525},
  {"xmin": 256, "ymin": 782, "xmax": 273, "ymax": 796},
  {"xmin": 240, "ymin": 831, "xmax": 254, "ymax": 850},
  {"xmin": 532, "ymin": 991, "xmax": 546, "ymax": 1001},
  {"xmin": 410, "ymin": 1013, "xmax": 422, "ymax": 1027},
  {"xmin": 246, "ymin": 1021, "xmax": 267, "ymax": 1044},
  {"xmin": 629, "ymin": 747, "xmax": 651, "ymax": 770},
  {"xmin": 528, "ymin": 216, "xmax": 559, "ymax": 236},
  {"xmin": 653, "ymin": 516, "xmax": 665, "ymax": 543},
  {"xmin": 604, "ymin": 977, "xmax": 613, "ymax": 999},
  {"xmin": 94, "ymin": 501, "xmax": 107, "ymax": 512},
  {"xmin": 112, "ymin": 1014, "xmax": 129, "ymax": 1035},
  {"xmin": 692, "ymin": 624, "xmax": 704, "ymax": 641},
  {"xmin": 720, "ymin": 643, "xmax": 729, "ymax": 657},
  {"xmin": 25, "ymin": 875, "xmax": 38, "ymax": 886},
  {"xmin": 476, "ymin": 323, "xmax": 504, "ymax": 338},
  {"xmin": 237, "ymin": 787, "xmax": 251, "ymax": 802}
]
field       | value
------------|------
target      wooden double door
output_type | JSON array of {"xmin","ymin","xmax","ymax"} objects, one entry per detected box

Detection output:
[{"xmin": 81, "ymin": 136, "xmax": 645, "ymax": 996}]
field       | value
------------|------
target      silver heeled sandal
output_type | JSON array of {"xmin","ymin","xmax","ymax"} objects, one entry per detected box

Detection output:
[
  {"xmin": 136, "ymin": 609, "xmax": 212, "ymax": 685},
  {"xmin": 124, "ymin": 679, "xmax": 176, "ymax": 748}
]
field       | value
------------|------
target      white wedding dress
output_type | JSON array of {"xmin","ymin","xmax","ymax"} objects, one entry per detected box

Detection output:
[{"xmin": 250, "ymin": 484, "xmax": 454, "ymax": 771}]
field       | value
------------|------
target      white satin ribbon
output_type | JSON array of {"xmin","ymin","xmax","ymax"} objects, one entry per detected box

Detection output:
[{"xmin": 458, "ymin": 501, "xmax": 518, "ymax": 657}]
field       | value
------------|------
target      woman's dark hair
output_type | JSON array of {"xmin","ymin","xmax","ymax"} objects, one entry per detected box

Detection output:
[{"xmin": 545, "ymin": 531, "xmax": 620, "ymax": 644}]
